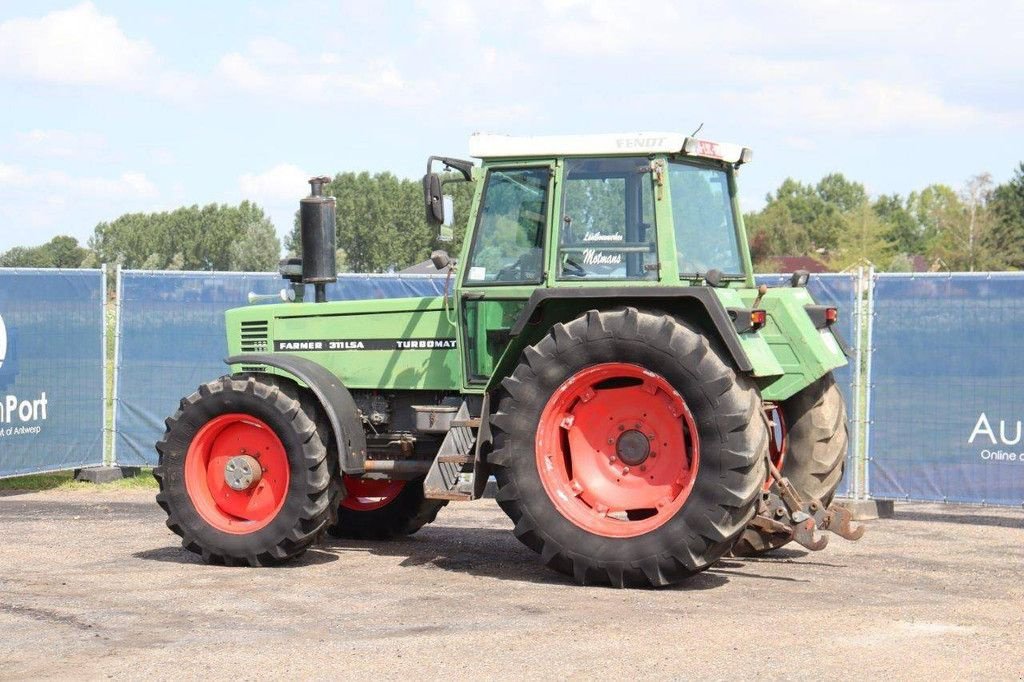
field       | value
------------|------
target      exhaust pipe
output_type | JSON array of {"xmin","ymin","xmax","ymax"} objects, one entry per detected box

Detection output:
[{"xmin": 299, "ymin": 176, "xmax": 337, "ymax": 302}]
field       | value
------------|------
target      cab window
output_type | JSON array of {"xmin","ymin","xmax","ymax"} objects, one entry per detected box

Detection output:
[
  {"xmin": 669, "ymin": 161, "xmax": 743, "ymax": 276},
  {"xmin": 464, "ymin": 167, "xmax": 548, "ymax": 285},
  {"xmin": 558, "ymin": 157, "xmax": 657, "ymax": 280}
]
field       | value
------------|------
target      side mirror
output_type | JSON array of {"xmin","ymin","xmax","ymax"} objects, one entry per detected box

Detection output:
[
  {"xmin": 423, "ymin": 173, "xmax": 444, "ymax": 224},
  {"xmin": 430, "ymin": 249, "xmax": 451, "ymax": 270},
  {"xmin": 438, "ymin": 194, "xmax": 454, "ymax": 242}
]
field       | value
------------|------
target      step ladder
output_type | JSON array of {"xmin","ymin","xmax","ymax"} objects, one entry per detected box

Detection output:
[{"xmin": 423, "ymin": 402, "xmax": 479, "ymax": 501}]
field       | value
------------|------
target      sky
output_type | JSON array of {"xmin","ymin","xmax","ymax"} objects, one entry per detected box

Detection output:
[{"xmin": 0, "ymin": 1, "xmax": 1022, "ymax": 253}]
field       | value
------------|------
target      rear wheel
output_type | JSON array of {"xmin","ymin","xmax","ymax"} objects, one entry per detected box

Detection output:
[
  {"xmin": 155, "ymin": 374, "xmax": 336, "ymax": 565},
  {"xmin": 733, "ymin": 373, "xmax": 848, "ymax": 556},
  {"xmin": 490, "ymin": 308, "xmax": 767, "ymax": 587},
  {"xmin": 326, "ymin": 475, "xmax": 446, "ymax": 540}
]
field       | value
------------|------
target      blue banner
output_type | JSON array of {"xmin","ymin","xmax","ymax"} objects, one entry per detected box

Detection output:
[
  {"xmin": 114, "ymin": 271, "xmax": 446, "ymax": 465},
  {"xmin": 868, "ymin": 274, "xmax": 1024, "ymax": 505},
  {"xmin": 757, "ymin": 274, "xmax": 860, "ymax": 498},
  {"xmin": 0, "ymin": 269, "xmax": 105, "ymax": 478}
]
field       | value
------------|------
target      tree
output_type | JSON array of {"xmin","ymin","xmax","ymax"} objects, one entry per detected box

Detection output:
[
  {"xmin": 816, "ymin": 173, "xmax": 868, "ymax": 213},
  {"xmin": 873, "ymin": 194, "xmax": 922, "ymax": 255},
  {"xmin": 286, "ymin": 171, "xmax": 474, "ymax": 272},
  {"xmin": 906, "ymin": 179, "xmax": 1001, "ymax": 271},
  {"xmin": 229, "ymin": 214, "xmax": 281, "ymax": 271},
  {"xmin": 0, "ymin": 235, "xmax": 87, "ymax": 268},
  {"xmin": 829, "ymin": 200, "xmax": 895, "ymax": 271},
  {"xmin": 744, "ymin": 173, "xmax": 861, "ymax": 266},
  {"xmin": 89, "ymin": 201, "xmax": 280, "ymax": 271},
  {"xmin": 988, "ymin": 162, "xmax": 1024, "ymax": 270}
]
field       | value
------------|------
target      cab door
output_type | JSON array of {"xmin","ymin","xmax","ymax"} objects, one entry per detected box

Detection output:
[{"xmin": 456, "ymin": 161, "xmax": 556, "ymax": 391}]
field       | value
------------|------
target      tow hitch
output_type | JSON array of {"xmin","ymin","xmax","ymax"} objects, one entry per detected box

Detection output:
[{"xmin": 750, "ymin": 457, "xmax": 866, "ymax": 552}]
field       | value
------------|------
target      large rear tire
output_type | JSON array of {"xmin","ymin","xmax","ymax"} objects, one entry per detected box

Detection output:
[
  {"xmin": 489, "ymin": 308, "xmax": 767, "ymax": 587},
  {"xmin": 733, "ymin": 373, "xmax": 848, "ymax": 556},
  {"xmin": 325, "ymin": 476, "xmax": 446, "ymax": 540},
  {"xmin": 155, "ymin": 374, "xmax": 336, "ymax": 566}
]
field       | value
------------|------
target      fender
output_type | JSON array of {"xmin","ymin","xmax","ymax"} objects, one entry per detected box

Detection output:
[
  {"xmin": 225, "ymin": 353, "xmax": 367, "ymax": 474},
  {"xmin": 507, "ymin": 286, "xmax": 753, "ymax": 370}
]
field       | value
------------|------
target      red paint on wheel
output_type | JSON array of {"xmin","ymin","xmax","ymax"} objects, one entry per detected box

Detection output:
[
  {"xmin": 535, "ymin": 362, "xmax": 700, "ymax": 538},
  {"xmin": 764, "ymin": 405, "xmax": 787, "ymax": 491},
  {"xmin": 184, "ymin": 413, "xmax": 290, "ymax": 534},
  {"xmin": 341, "ymin": 475, "xmax": 406, "ymax": 512}
]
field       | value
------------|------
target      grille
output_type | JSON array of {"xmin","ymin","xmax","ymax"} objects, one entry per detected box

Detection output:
[{"xmin": 240, "ymin": 320, "xmax": 269, "ymax": 353}]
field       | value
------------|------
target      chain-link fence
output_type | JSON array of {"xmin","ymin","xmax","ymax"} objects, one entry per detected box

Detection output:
[
  {"xmin": 4, "ymin": 265, "xmax": 1023, "ymax": 507},
  {"xmin": 867, "ymin": 272, "xmax": 1024, "ymax": 505},
  {"xmin": 0, "ymin": 268, "xmax": 106, "ymax": 478}
]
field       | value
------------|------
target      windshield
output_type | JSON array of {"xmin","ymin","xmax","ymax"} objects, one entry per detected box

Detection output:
[
  {"xmin": 464, "ymin": 167, "xmax": 548, "ymax": 284},
  {"xmin": 668, "ymin": 161, "xmax": 744, "ymax": 276}
]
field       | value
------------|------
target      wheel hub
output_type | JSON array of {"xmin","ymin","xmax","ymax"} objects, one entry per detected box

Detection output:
[
  {"xmin": 224, "ymin": 454, "xmax": 263, "ymax": 491},
  {"xmin": 534, "ymin": 362, "xmax": 700, "ymax": 539},
  {"xmin": 616, "ymin": 429, "xmax": 651, "ymax": 465}
]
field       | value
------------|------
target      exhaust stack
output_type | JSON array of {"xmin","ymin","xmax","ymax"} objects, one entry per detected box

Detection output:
[{"xmin": 299, "ymin": 176, "xmax": 337, "ymax": 303}]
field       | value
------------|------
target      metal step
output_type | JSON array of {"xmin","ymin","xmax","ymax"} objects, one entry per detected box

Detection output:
[
  {"xmin": 436, "ymin": 453, "xmax": 473, "ymax": 465},
  {"xmin": 423, "ymin": 402, "xmax": 478, "ymax": 502}
]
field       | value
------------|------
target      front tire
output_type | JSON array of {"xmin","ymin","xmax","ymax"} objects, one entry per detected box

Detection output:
[
  {"xmin": 489, "ymin": 308, "xmax": 767, "ymax": 587},
  {"xmin": 155, "ymin": 374, "xmax": 336, "ymax": 566}
]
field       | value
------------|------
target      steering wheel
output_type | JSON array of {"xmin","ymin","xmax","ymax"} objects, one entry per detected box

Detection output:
[{"xmin": 562, "ymin": 256, "xmax": 587, "ymax": 277}]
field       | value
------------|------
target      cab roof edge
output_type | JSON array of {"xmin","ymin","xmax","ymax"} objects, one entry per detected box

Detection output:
[{"xmin": 468, "ymin": 132, "xmax": 752, "ymax": 165}]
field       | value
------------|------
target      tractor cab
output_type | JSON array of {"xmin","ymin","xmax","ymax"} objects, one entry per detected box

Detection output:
[{"xmin": 424, "ymin": 133, "xmax": 764, "ymax": 390}]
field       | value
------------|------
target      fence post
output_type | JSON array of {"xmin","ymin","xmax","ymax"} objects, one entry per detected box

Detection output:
[
  {"xmin": 100, "ymin": 264, "xmax": 110, "ymax": 467},
  {"xmin": 863, "ymin": 265, "xmax": 876, "ymax": 498},
  {"xmin": 849, "ymin": 266, "xmax": 864, "ymax": 499},
  {"xmin": 110, "ymin": 264, "xmax": 123, "ymax": 468}
]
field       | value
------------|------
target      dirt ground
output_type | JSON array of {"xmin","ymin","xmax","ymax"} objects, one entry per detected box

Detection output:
[{"xmin": 0, "ymin": 489, "xmax": 1022, "ymax": 680}]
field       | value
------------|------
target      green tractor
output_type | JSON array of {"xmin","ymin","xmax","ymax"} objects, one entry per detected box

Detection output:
[{"xmin": 155, "ymin": 132, "xmax": 862, "ymax": 587}]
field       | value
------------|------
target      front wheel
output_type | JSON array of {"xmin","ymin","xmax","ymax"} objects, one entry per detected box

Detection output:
[
  {"xmin": 489, "ymin": 308, "xmax": 768, "ymax": 587},
  {"xmin": 155, "ymin": 375, "xmax": 337, "ymax": 565}
]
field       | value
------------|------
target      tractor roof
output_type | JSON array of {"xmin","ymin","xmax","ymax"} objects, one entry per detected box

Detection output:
[{"xmin": 468, "ymin": 132, "xmax": 752, "ymax": 165}]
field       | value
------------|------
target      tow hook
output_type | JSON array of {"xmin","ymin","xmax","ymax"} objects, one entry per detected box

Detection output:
[{"xmin": 751, "ymin": 456, "xmax": 866, "ymax": 551}]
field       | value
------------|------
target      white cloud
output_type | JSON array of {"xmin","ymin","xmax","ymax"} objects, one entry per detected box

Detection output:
[
  {"xmin": 724, "ymin": 81, "xmax": 985, "ymax": 133},
  {"xmin": 0, "ymin": 2, "xmax": 155, "ymax": 86},
  {"xmin": 239, "ymin": 164, "xmax": 310, "ymax": 204},
  {"xmin": 0, "ymin": 162, "xmax": 158, "ymax": 200},
  {"xmin": 14, "ymin": 129, "xmax": 107, "ymax": 158},
  {"xmin": 215, "ymin": 38, "xmax": 420, "ymax": 104}
]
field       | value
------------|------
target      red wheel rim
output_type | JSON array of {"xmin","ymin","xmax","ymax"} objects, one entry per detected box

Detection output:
[
  {"xmin": 764, "ymin": 405, "xmax": 787, "ymax": 491},
  {"xmin": 341, "ymin": 475, "xmax": 406, "ymax": 511},
  {"xmin": 535, "ymin": 362, "xmax": 700, "ymax": 538},
  {"xmin": 184, "ymin": 413, "xmax": 290, "ymax": 534}
]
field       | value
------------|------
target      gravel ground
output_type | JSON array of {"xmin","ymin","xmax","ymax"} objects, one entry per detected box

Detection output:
[{"xmin": 0, "ymin": 488, "xmax": 1022, "ymax": 680}]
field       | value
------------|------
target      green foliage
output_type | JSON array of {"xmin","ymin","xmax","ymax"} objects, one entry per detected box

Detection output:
[
  {"xmin": 89, "ymin": 201, "xmax": 279, "ymax": 271},
  {"xmin": 0, "ymin": 235, "xmax": 88, "ymax": 268},
  {"xmin": 229, "ymin": 214, "xmax": 281, "ymax": 271},
  {"xmin": 287, "ymin": 171, "xmax": 475, "ymax": 272},
  {"xmin": 746, "ymin": 165, "xmax": 1024, "ymax": 272},
  {"xmin": 745, "ymin": 174, "xmax": 856, "ymax": 267},
  {"xmin": 873, "ymin": 194, "xmax": 922, "ymax": 254},
  {"xmin": 830, "ymin": 201, "xmax": 895, "ymax": 271},
  {"xmin": 988, "ymin": 163, "xmax": 1024, "ymax": 270}
]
